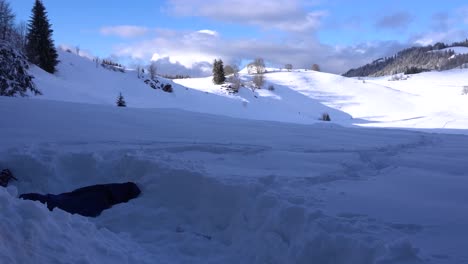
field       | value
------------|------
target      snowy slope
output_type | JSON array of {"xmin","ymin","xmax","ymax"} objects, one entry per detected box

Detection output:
[
  {"xmin": 30, "ymin": 50, "xmax": 353, "ymax": 125},
  {"xmin": 267, "ymin": 69, "xmax": 468, "ymax": 130},
  {"xmin": 1, "ymin": 96, "xmax": 468, "ymax": 263},
  {"xmin": 364, "ymin": 69, "xmax": 468, "ymax": 129},
  {"xmin": 28, "ymin": 50, "xmax": 468, "ymax": 132}
]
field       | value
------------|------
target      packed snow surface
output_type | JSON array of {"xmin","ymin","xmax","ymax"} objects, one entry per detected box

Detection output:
[
  {"xmin": 1, "ymin": 51, "xmax": 468, "ymax": 263},
  {"xmin": 1, "ymin": 97, "xmax": 468, "ymax": 263}
]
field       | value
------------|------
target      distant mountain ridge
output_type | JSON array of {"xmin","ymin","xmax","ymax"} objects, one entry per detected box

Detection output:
[{"xmin": 343, "ymin": 40, "xmax": 468, "ymax": 77}]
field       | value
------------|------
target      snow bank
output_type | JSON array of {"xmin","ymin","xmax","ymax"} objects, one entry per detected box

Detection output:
[
  {"xmin": 1, "ymin": 150, "xmax": 425, "ymax": 264},
  {"xmin": 0, "ymin": 187, "xmax": 151, "ymax": 264}
]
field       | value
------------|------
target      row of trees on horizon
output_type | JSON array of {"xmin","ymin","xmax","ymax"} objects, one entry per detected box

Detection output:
[{"xmin": 211, "ymin": 57, "xmax": 321, "ymax": 94}]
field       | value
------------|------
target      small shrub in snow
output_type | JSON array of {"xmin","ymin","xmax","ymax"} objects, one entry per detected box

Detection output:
[
  {"xmin": 162, "ymin": 84, "xmax": 173, "ymax": 93},
  {"xmin": 320, "ymin": 113, "xmax": 331, "ymax": 121},
  {"xmin": 388, "ymin": 74, "xmax": 408, "ymax": 81},
  {"xmin": 144, "ymin": 78, "xmax": 160, "ymax": 89},
  {"xmin": 142, "ymin": 77, "xmax": 174, "ymax": 93},
  {"xmin": 0, "ymin": 41, "xmax": 40, "ymax": 97},
  {"xmin": 116, "ymin": 92, "xmax": 126, "ymax": 107},
  {"xmin": 221, "ymin": 83, "xmax": 239, "ymax": 94},
  {"xmin": 268, "ymin": 84, "xmax": 275, "ymax": 91}
]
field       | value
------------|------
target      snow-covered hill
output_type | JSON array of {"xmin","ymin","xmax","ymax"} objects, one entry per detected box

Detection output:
[
  {"xmin": 30, "ymin": 50, "xmax": 352, "ymax": 125},
  {"xmin": 29, "ymin": 50, "xmax": 468, "ymax": 131},
  {"xmin": 343, "ymin": 44, "xmax": 468, "ymax": 78}
]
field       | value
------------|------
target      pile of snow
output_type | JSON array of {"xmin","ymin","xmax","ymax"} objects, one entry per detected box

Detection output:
[
  {"xmin": 0, "ymin": 186, "xmax": 151, "ymax": 264},
  {"xmin": 1, "ymin": 96, "xmax": 468, "ymax": 263}
]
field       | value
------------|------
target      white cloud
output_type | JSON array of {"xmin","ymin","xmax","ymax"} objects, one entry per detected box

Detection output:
[
  {"xmin": 111, "ymin": 28, "xmax": 407, "ymax": 77},
  {"xmin": 166, "ymin": 0, "xmax": 325, "ymax": 32},
  {"xmin": 411, "ymin": 29, "xmax": 468, "ymax": 46},
  {"xmin": 100, "ymin": 26, "xmax": 150, "ymax": 38},
  {"xmin": 103, "ymin": 3, "xmax": 468, "ymax": 78},
  {"xmin": 197, "ymin": 30, "xmax": 219, "ymax": 37}
]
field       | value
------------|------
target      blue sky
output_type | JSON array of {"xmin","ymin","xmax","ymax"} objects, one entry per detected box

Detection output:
[{"xmin": 10, "ymin": 0, "xmax": 468, "ymax": 75}]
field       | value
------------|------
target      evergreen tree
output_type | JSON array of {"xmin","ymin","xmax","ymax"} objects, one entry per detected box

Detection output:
[
  {"xmin": 0, "ymin": 41, "xmax": 40, "ymax": 96},
  {"xmin": 25, "ymin": 0, "xmax": 58, "ymax": 74},
  {"xmin": 212, "ymin": 59, "xmax": 225, "ymax": 84},
  {"xmin": 116, "ymin": 92, "xmax": 126, "ymax": 107}
]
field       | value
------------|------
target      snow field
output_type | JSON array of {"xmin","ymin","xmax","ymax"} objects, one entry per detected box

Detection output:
[{"xmin": 1, "ymin": 97, "xmax": 468, "ymax": 263}]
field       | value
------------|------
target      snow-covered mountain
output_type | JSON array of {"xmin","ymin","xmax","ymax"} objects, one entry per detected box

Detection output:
[
  {"xmin": 1, "ymin": 50, "xmax": 468, "ymax": 264},
  {"xmin": 344, "ymin": 42, "xmax": 468, "ymax": 77}
]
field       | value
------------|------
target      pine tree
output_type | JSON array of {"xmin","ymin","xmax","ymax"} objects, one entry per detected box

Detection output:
[
  {"xmin": 116, "ymin": 92, "xmax": 126, "ymax": 107},
  {"xmin": 212, "ymin": 59, "xmax": 225, "ymax": 84},
  {"xmin": 0, "ymin": 41, "xmax": 41, "ymax": 96},
  {"xmin": 25, "ymin": 0, "xmax": 58, "ymax": 74}
]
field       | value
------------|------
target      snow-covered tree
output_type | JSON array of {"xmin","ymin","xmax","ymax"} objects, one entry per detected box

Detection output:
[
  {"xmin": 26, "ymin": 0, "xmax": 59, "ymax": 74},
  {"xmin": 227, "ymin": 65, "xmax": 241, "ymax": 92},
  {"xmin": 0, "ymin": 41, "xmax": 40, "ymax": 97},
  {"xmin": 248, "ymin": 58, "xmax": 265, "ymax": 74}
]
